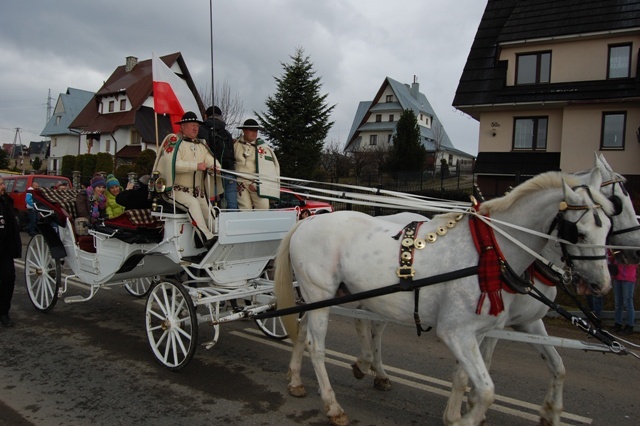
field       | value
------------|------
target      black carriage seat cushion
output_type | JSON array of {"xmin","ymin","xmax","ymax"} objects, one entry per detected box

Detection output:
[{"xmin": 36, "ymin": 188, "xmax": 83, "ymax": 224}]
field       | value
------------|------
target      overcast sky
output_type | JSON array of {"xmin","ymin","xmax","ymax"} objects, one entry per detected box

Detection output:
[{"xmin": 0, "ymin": 0, "xmax": 486, "ymax": 156}]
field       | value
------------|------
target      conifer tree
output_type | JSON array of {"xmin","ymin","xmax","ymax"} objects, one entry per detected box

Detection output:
[
  {"xmin": 257, "ymin": 47, "xmax": 335, "ymax": 179},
  {"xmin": 388, "ymin": 109, "xmax": 426, "ymax": 172}
]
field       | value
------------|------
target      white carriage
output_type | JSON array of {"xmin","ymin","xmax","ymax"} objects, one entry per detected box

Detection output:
[{"xmin": 25, "ymin": 186, "xmax": 297, "ymax": 370}]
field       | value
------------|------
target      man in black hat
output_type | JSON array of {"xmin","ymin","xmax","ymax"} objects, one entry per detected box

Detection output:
[
  {"xmin": 0, "ymin": 177, "xmax": 22, "ymax": 327},
  {"xmin": 234, "ymin": 118, "xmax": 280, "ymax": 210},
  {"xmin": 153, "ymin": 111, "xmax": 222, "ymax": 245},
  {"xmin": 198, "ymin": 106, "xmax": 237, "ymax": 210}
]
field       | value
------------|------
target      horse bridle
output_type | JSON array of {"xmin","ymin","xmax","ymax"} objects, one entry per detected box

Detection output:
[
  {"xmin": 601, "ymin": 177, "xmax": 640, "ymax": 237},
  {"xmin": 550, "ymin": 186, "xmax": 608, "ymax": 269}
]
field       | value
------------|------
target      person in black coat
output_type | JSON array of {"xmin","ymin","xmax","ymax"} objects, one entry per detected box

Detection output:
[
  {"xmin": 0, "ymin": 177, "xmax": 22, "ymax": 327},
  {"xmin": 115, "ymin": 175, "xmax": 153, "ymax": 210},
  {"xmin": 198, "ymin": 106, "xmax": 238, "ymax": 210}
]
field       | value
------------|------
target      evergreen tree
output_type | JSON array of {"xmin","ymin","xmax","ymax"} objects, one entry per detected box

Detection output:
[
  {"xmin": 95, "ymin": 152, "xmax": 114, "ymax": 175},
  {"xmin": 32, "ymin": 156, "xmax": 42, "ymax": 171},
  {"xmin": 256, "ymin": 47, "xmax": 335, "ymax": 179},
  {"xmin": 61, "ymin": 155, "xmax": 76, "ymax": 179},
  {"xmin": 387, "ymin": 109, "xmax": 426, "ymax": 172},
  {"xmin": 0, "ymin": 149, "xmax": 9, "ymax": 169}
]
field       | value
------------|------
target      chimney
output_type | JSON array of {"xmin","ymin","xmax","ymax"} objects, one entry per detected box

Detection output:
[
  {"xmin": 410, "ymin": 75, "xmax": 419, "ymax": 99},
  {"xmin": 125, "ymin": 56, "xmax": 138, "ymax": 72}
]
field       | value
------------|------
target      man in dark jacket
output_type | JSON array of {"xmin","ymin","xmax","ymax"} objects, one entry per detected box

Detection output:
[
  {"xmin": 198, "ymin": 106, "xmax": 238, "ymax": 210},
  {"xmin": 0, "ymin": 177, "xmax": 22, "ymax": 327},
  {"xmin": 116, "ymin": 175, "xmax": 153, "ymax": 210}
]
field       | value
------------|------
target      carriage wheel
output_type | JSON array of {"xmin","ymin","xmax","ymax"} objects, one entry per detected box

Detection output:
[
  {"xmin": 24, "ymin": 234, "xmax": 61, "ymax": 312},
  {"xmin": 255, "ymin": 316, "xmax": 288, "ymax": 340},
  {"xmin": 124, "ymin": 275, "xmax": 158, "ymax": 298},
  {"xmin": 145, "ymin": 279, "xmax": 198, "ymax": 370}
]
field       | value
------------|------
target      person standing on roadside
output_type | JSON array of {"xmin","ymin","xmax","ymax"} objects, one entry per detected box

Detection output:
[
  {"xmin": 0, "ymin": 178, "xmax": 22, "ymax": 327},
  {"xmin": 610, "ymin": 251, "xmax": 637, "ymax": 335},
  {"xmin": 199, "ymin": 106, "xmax": 238, "ymax": 210}
]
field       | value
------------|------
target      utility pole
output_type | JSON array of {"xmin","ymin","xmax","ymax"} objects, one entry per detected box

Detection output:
[
  {"xmin": 46, "ymin": 89, "xmax": 53, "ymax": 123},
  {"xmin": 11, "ymin": 128, "xmax": 22, "ymax": 170}
]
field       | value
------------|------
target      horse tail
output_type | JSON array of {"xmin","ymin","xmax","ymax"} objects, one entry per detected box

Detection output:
[{"xmin": 274, "ymin": 220, "xmax": 304, "ymax": 339}]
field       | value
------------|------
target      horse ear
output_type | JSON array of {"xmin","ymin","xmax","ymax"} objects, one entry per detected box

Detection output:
[
  {"xmin": 562, "ymin": 179, "xmax": 579, "ymax": 204},
  {"xmin": 588, "ymin": 167, "xmax": 603, "ymax": 189},
  {"xmin": 596, "ymin": 152, "xmax": 613, "ymax": 172}
]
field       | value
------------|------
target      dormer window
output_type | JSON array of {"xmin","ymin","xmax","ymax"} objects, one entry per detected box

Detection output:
[
  {"xmin": 120, "ymin": 99, "xmax": 126, "ymax": 111},
  {"xmin": 516, "ymin": 51, "xmax": 551, "ymax": 84},
  {"xmin": 109, "ymin": 101, "xmax": 115, "ymax": 112}
]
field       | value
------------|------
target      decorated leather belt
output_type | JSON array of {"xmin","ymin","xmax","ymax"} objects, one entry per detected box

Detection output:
[
  {"xmin": 173, "ymin": 184, "xmax": 206, "ymax": 198},
  {"xmin": 396, "ymin": 215, "xmax": 464, "ymax": 283}
]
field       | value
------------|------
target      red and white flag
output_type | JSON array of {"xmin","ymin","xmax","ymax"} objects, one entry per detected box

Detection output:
[{"xmin": 152, "ymin": 53, "xmax": 201, "ymax": 133}]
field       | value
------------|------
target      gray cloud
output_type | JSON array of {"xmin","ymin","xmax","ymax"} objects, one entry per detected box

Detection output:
[{"xmin": 0, "ymin": 0, "xmax": 484, "ymax": 155}]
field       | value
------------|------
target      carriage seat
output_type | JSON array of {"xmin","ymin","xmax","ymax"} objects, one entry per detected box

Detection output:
[
  {"xmin": 96, "ymin": 209, "xmax": 164, "ymax": 244},
  {"xmin": 35, "ymin": 188, "xmax": 83, "ymax": 226},
  {"xmin": 36, "ymin": 188, "xmax": 98, "ymax": 252}
]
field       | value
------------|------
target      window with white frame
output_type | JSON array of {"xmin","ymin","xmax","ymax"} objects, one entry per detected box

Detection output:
[
  {"xmin": 375, "ymin": 114, "xmax": 381, "ymax": 122},
  {"xmin": 120, "ymin": 99, "xmax": 127, "ymax": 111},
  {"xmin": 108, "ymin": 101, "xmax": 115, "ymax": 112},
  {"xmin": 389, "ymin": 114, "xmax": 394, "ymax": 122},
  {"xmin": 608, "ymin": 44, "xmax": 631, "ymax": 79},
  {"xmin": 601, "ymin": 112, "xmax": 626, "ymax": 149},
  {"xmin": 386, "ymin": 95, "xmax": 393, "ymax": 102},
  {"xmin": 513, "ymin": 117, "xmax": 548, "ymax": 150},
  {"xmin": 105, "ymin": 139, "xmax": 111, "ymax": 152},
  {"xmin": 516, "ymin": 51, "xmax": 551, "ymax": 84},
  {"xmin": 370, "ymin": 135, "xmax": 378, "ymax": 146}
]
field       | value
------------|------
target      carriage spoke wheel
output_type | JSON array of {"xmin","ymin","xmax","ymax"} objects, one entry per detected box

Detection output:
[
  {"xmin": 125, "ymin": 275, "xmax": 158, "ymax": 297},
  {"xmin": 24, "ymin": 234, "xmax": 61, "ymax": 312},
  {"xmin": 145, "ymin": 280, "xmax": 198, "ymax": 370},
  {"xmin": 255, "ymin": 316, "xmax": 288, "ymax": 340}
]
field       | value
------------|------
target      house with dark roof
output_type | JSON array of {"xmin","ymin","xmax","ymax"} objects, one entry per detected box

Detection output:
[
  {"xmin": 453, "ymin": 0, "xmax": 640, "ymax": 198},
  {"xmin": 41, "ymin": 87, "xmax": 93, "ymax": 173},
  {"xmin": 345, "ymin": 77, "xmax": 474, "ymax": 171},
  {"xmin": 69, "ymin": 53, "xmax": 203, "ymax": 166}
]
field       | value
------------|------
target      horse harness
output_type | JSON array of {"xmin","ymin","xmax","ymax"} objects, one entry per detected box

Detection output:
[{"xmin": 393, "ymin": 214, "xmax": 464, "ymax": 335}]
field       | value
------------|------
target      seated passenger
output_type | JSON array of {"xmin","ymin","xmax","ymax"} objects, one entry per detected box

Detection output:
[
  {"xmin": 105, "ymin": 174, "xmax": 125, "ymax": 218},
  {"xmin": 116, "ymin": 175, "xmax": 152, "ymax": 210},
  {"xmin": 76, "ymin": 175, "xmax": 107, "ymax": 225}
]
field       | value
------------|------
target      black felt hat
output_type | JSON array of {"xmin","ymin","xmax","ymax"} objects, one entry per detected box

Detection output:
[
  {"xmin": 175, "ymin": 111, "xmax": 202, "ymax": 124},
  {"xmin": 238, "ymin": 118, "xmax": 263, "ymax": 130}
]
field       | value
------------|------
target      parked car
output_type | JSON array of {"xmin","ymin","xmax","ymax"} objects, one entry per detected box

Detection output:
[
  {"xmin": 271, "ymin": 188, "xmax": 333, "ymax": 215},
  {"xmin": 3, "ymin": 174, "xmax": 73, "ymax": 228}
]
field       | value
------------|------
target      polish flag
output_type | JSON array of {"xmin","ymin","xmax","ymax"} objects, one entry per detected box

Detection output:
[{"xmin": 152, "ymin": 53, "xmax": 201, "ymax": 133}]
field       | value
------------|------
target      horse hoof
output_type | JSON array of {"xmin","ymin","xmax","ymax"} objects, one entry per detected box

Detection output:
[
  {"xmin": 330, "ymin": 413, "xmax": 350, "ymax": 426},
  {"xmin": 351, "ymin": 363, "xmax": 365, "ymax": 380},
  {"xmin": 288, "ymin": 385, "xmax": 307, "ymax": 398},
  {"xmin": 374, "ymin": 377, "xmax": 392, "ymax": 391}
]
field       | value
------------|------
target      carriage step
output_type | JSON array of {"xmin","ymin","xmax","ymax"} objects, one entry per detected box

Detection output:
[{"xmin": 65, "ymin": 295, "xmax": 93, "ymax": 303}]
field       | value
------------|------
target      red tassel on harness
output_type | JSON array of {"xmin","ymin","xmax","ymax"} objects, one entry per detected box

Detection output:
[{"xmin": 470, "ymin": 212, "xmax": 506, "ymax": 316}]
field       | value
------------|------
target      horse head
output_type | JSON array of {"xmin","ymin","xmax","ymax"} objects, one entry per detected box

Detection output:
[
  {"xmin": 557, "ymin": 170, "xmax": 613, "ymax": 296},
  {"xmin": 595, "ymin": 153, "xmax": 640, "ymax": 263}
]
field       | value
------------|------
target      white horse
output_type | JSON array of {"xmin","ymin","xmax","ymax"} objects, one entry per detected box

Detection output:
[
  {"xmin": 275, "ymin": 171, "xmax": 613, "ymax": 426},
  {"xmin": 352, "ymin": 154, "xmax": 640, "ymax": 426},
  {"xmin": 445, "ymin": 154, "xmax": 640, "ymax": 426}
]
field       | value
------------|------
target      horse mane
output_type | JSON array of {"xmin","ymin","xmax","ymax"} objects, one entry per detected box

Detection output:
[{"xmin": 479, "ymin": 171, "xmax": 582, "ymax": 214}]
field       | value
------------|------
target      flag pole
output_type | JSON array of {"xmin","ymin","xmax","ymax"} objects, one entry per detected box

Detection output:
[
  {"xmin": 154, "ymin": 112, "xmax": 159, "ymax": 149},
  {"xmin": 209, "ymin": 0, "xmax": 220, "ymax": 208}
]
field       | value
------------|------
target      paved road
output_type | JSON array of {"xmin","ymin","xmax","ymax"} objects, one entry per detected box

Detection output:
[{"xmin": 1, "ymin": 233, "xmax": 639, "ymax": 425}]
